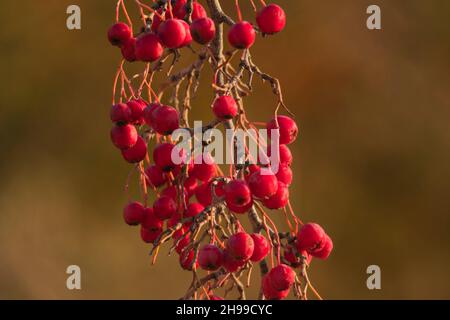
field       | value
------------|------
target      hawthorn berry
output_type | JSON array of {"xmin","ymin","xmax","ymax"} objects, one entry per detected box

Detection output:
[
  {"xmin": 267, "ymin": 115, "xmax": 298, "ymax": 145},
  {"xmin": 175, "ymin": 1, "xmax": 207, "ymax": 20},
  {"xmin": 268, "ymin": 144, "xmax": 293, "ymax": 166},
  {"xmin": 225, "ymin": 180, "xmax": 253, "ymax": 209},
  {"xmin": 248, "ymin": 170, "xmax": 278, "ymax": 199},
  {"xmin": 190, "ymin": 17, "xmax": 216, "ymax": 45},
  {"xmin": 145, "ymin": 165, "xmax": 167, "ymax": 188},
  {"xmin": 123, "ymin": 201, "xmax": 145, "ymax": 225},
  {"xmin": 262, "ymin": 182, "xmax": 289, "ymax": 209},
  {"xmin": 108, "ymin": 22, "xmax": 132, "ymax": 47},
  {"xmin": 179, "ymin": 20, "xmax": 193, "ymax": 47},
  {"xmin": 311, "ymin": 234, "xmax": 333, "ymax": 260},
  {"xmin": 141, "ymin": 208, "xmax": 163, "ymax": 231},
  {"xmin": 110, "ymin": 124, "xmax": 138, "ymax": 150},
  {"xmin": 198, "ymin": 244, "xmax": 223, "ymax": 271},
  {"xmin": 184, "ymin": 176, "xmax": 198, "ymax": 197},
  {"xmin": 244, "ymin": 164, "xmax": 261, "ymax": 182},
  {"xmin": 256, "ymin": 4, "xmax": 286, "ymax": 35},
  {"xmin": 195, "ymin": 179, "xmax": 225, "ymax": 207},
  {"xmin": 226, "ymin": 232, "xmax": 254, "ymax": 261},
  {"xmin": 212, "ymin": 95, "xmax": 238, "ymax": 120},
  {"xmin": 121, "ymin": 136, "xmax": 147, "ymax": 163},
  {"xmin": 295, "ymin": 223, "xmax": 326, "ymax": 253},
  {"xmin": 185, "ymin": 202, "xmax": 205, "ymax": 218},
  {"xmin": 143, "ymin": 103, "xmax": 161, "ymax": 128},
  {"xmin": 151, "ymin": 105, "xmax": 180, "ymax": 135},
  {"xmin": 250, "ymin": 234, "xmax": 270, "ymax": 262},
  {"xmin": 175, "ymin": 233, "xmax": 191, "ymax": 254},
  {"xmin": 179, "ymin": 248, "xmax": 198, "ymax": 271},
  {"xmin": 161, "ymin": 185, "xmax": 189, "ymax": 204},
  {"xmin": 127, "ymin": 99, "xmax": 146, "ymax": 125},
  {"xmin": 228, "ymin": 21, "xmax": 256, "ymax": 49},
  {"xmin": 267, "ymin": 264, "xmax": 295, "ymax": 291},
  {"xmin": 158, "ymin": 19, "xmax": 186, "ymax": 49},
  {"xmin": 262, "ymin": 274, "xmax": 290, "ymax": 300},
  {"xmin": 209, "ymin": 295, "xmax": 224, "ymax": 300},
  {"xmin": 222, "ymin": 249, "xmax": 246, "ymax": 273},
  {"xmin": 153, "ymin": 143, "xmax": 186, "ymax": 172},
  {"xmin": 110, "ymin": 103, "xmax": 131, "ymax": 124},
  {"xmin": 135, "ymin": 33, "xmax": 163, "ymax": 62},
  {"xmin": 227, "ymin": 199, "xmax": 254, "ymax": 214},
  {"xmin": 168, "ymin": 214, "xmax": 189, "ymax": 239},
  {"xmin": 141, "ymin": 226, "xmax": 162, "ymax": 243},
  {"xmin": 153, "ymin": 196, "xmax": 177, "ymax": 220},
  {"xmin": 284, "ymin": 246, "xmax": 313, "ymax": 268},
  {"xmin": 120, "ymin": 37, "xmax": 136, "ymax": 62},
  {"xmin": 191, "ymin": 154, "xmax": 217, "ymax": 182},
  {"xmin": 276, "ymin": 164, "xmax": 293, "ymax": 186}
]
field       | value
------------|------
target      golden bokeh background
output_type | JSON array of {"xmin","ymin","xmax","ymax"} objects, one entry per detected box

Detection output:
[{"xmin": 0, "ymin": 0, "xmax": 449, "ymax": 299}]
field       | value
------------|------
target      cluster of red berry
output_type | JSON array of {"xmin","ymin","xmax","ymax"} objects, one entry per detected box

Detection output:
[{"xmin": 107, "ymin": 0, "xmax": 332, "ymax": 300}]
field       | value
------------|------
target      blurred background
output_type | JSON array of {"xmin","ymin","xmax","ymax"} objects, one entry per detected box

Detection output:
[{"xmin": 0, "ymin": 0, "xmax": 449, "ymax": 299}]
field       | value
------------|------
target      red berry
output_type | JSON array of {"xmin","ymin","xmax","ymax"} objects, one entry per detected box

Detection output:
[
  {"xmin": 121, "ymin": 136, "xmax": 147, "ymax": 163},
  {"xmin": 135, "ymin": 33, "xmax": 163, "ymax": 62},
  {"xmin": 192, "ymin": 154, "xmax": 217, "ymax": 182},
  {"xmin": 267, "ymin": 115, "xmax": 298, "ymax": 145},
  {"xmin": 151, "ymin": 105, "xmax": 180, "ymax": 135},
  {"xmin": 267, "ymin": 264, "xmax": 295, "ymax": 291},
  {"xmin": 198, "ymin": 244, "xmax": 223, "ymax": 271},
  {"xmin": 168, "ymin": 214, "xmax": 189, "ymax": 239},
  {"xmin": 141, "ymin": 208, "xmax": 163, "ymax": 231},
  {"xmin": 184, "ymin": 176, "xmax": 198, "ymax": 197},
  {"xmin": 228, "ymin": 21, "xmax": 256, "ymax": 49},
  {"xmin": 195, "ymin": 181, "xmax": 212, "ymax": 206},
  {"xmin": 250, "ymin": 234, "xmax": 270, "ymax": 262},
  {"xmin": 175, "ymin": 1, "xmax": 207, "ymax": 20},
  {"xmin": 295, "ymin": 223, "xmax": 326, "ymax": 253},
  {"xmin": 225, "ymin": 180, "xmax": 253, "ymax": 209},
  {"xmin": 226, "ymin": 232, "xmax": 254, "ymax": 261},
  {"xmin": 222, "ymin": 249, "xmax": 246, "ymax": 273},
  {"xmin": 209, "ymin": 295, "xmax": 224, "ymax": 300},
  {"xmin": 110, "ymin": 124, "xmax": 138, "ymax": 149},
  {"xmin": 153, "ymin": 143, "xmax": 186, "ymax": 172},
  {"xmin": 190, "ymin": 17, "xmax": 216, "ymax": 44},
  {"xmin": 123, "ymin": 201, "xmax": 145, "ymax": 225},
  {"xmin": 179, "ymin": 20, "xmax": 192, "ymax": 47},
  {"xmin": 127, "ymin": 99, "xmax": 146, "ymax": 125},
  {"xmin": 284, "ymin": 246, "xmax": 308, "ymax": 268},
  {"xmin": 276, "ymin": 164, "xmax": 293, "ymax": 186},
  {"xmin": 108, "ymin": 22, "xmax": 132, "ymax": 46},
  {"xmin": 248, "ymin": 170, "xmax": 278, "ymax": 199},
  {"xmin": 145, "ymin": 165, "xmax": 167, "ymax": 188},
  {"xmin": 244, "ymin": 164, "xmax": 261, "ymax": 182},
  {"xmin": 110, "ymin": 103, "xmax": 131, "ymax": 124},
  {"xmin": 179, "ymin": 248, "xmax": 198, "ymax": 271},
  {"xmin": 311, "ymin": 235, "xmax": 333, "ymax": 260},
  {"xmin": 256, "ymin": 4, "xmax": 286, "ymax": 35},
  {"xmin": 120, "ymin": 37, "xmax": 136, "ymax": 62},
  {"xmin": 161, "ymin": 185, "xmax": 189, "ymax": 204},
  {"xmin": 212, "ymin": 95, "xmax": 238, "ymax": 120},
  {"xmin": 153, "ymin": 196, "xmax": 177, "ymax": 220},
  {"xmin": 227, "ymin": 198, "xmax": 253, "ymax": 214},
  {"xmin": 158, "ymin": 19, "xmax": 186, "ymax": 49},
  {"xmin": 262, "ymin": 182, "xmax": 289, "ymax": 209},
  {"xmin": 175, "ymin": 233, "xmax": 191, "ymax": 254},
  {"xmin": 143, "ymin": 103, "xmax": 160, "ymax": 128},
  {"xmin": 262, "ymin": 274, "xmax": 290, "ymax": 300},
  {"xmin": 268, "ymin": 144, "xmax": 292, "ymax": 166},
  {"xmin": 140, "ymin": 226, "xmax": 162, "ymax": 243},
  {"xmin": 185, "ymin": 202, "xmax": 205, "ymax": 218}
]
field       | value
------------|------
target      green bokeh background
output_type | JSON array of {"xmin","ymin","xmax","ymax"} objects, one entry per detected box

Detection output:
[{"xmin": 0, "ymin": 0, "xmax": 449, "ymax": 299}]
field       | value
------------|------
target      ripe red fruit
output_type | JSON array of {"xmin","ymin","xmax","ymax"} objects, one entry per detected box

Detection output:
[
  {"xmin": 209, "ymin": 295, "xmax": 224, "ymax": 300},
  {"xmin": 248, "ymin": 171, "xmax": 278, "ymax": 199},
  {"xmin": 276, "ymin": 164, "xmax": 293, "ymax": 186},
  {"xmin": 192, "ymin": 155, "xmax": 217, "ymax": 182},
  {"xmin": 141, "ymin": 208, "xmax": 163, "ymax": 232},
  {"xmin": 127, "ymin": 99, "xmax": 146, "ymax": 125},
  {"xmin": 140, "ymin": 226, "xmax": 162, "ymax": 243},
  {"xmin": 153, "ymin": 143, "xmax": 186, "ymax": 172},
  {"xmin": 175, "ymin": 1, "xmax": 207, "ymax": 20},
  {"xmin": 267, "ymin": 264, "xmax": 295, "ymax": 291},
  {"xmin": 311, "ymin": 235, "xmax": 333, "ymax": 260},
  {"xmin": 295, "ymin": 223, "xmax": 326, "ymax": 253},
  {"xmin": 123, "ymin": 201, "xmax": 145, "ymax": 225},
  {"xmin": 168, "ymin": 214, "xmax": 189, "ymax": 239},
  {"xmin": 222, "ymin": 249, "xmax": 246, "ymax": 272},
  {"xmin": 227, "ymin": 199, "xmax": 253, "ymax": 214},
  {"xmin": 175, "ymin": 233, "xmax": 191, "ymax": 254},
  {"xmin": 226, "ymin": 232, "xmax": 254, "ymax": 261},
  {"xmin": 143, "ymin": 103, "xmax": 160, "ymax": 127},
  {"xmin": 179, "ymin": 248, "xmax": 198, "ymax": 271},
  {"xmin": 225, "ymin": 180, "xmax": 253, "ymax": 209},
  {"xmin": 120, "ymin": 37, "xmax": 136, "ymax": 62},
  {"xmin": 158, "ymin": 19, "xmax": 186, "ymax": 49},
  {"xmin": 153, "ymin": 196, "xmax": 177, "ymax": 220},
  {"xmin": 190, "ymin": 17, "xmax": 216, "ymax": 44},
  {"xmin": 244, "ymin": 164, "xmax": 261, "ymax": 182},
  {"xmin": 262, "ymin": 274, "xmax": 290, "ymax": 300},
  {"xmin": 195, "ymin": 179, "xmax": 225, "ymax": 206},
  {"xmin": 256, "ymin": 4, "xmax": 286, "ymax": 35},
  {"xmin": 228, "ymin": 21, "xmax": 256, "ymax": 49},
  {"xmin": 145, "ymin": 165, "xmax": 167, "ymax": 188},
  {"xmin": 267, "ymin": 115, "xmax": 298, "ymax": 145},
  {"xmin": 110, "ymin": 124, "xmax": 138, "ymax": 149},
  {"xmin": 250, "ymin": 234, "xmax": 270, "ymax": 262},
  {"xmin": 212, "ymin": 95, "xmax": 238, "ymax": 120},
  {"xmin": 108, "ymin": 22, "xmax": 132, "ymax": 46},
  {"xmin": 185, "ymin": 202, "xmax": 205, "ymax": 218},
  {"xmin": 184, "ymin": 176, "xmax": 198, "ymax": 197},
  {"xmin": 198, "ymin": 244, "xmax": 223, "ymax": 271},
  {"xmin": 262, "ymin": 182, "xmax": 289, "ymax": 209},
  {"xmin": 151, "ymin": 105, "xmax": 180, "ymax": 135},
  {"xmin": 110, "ymin": 103, "xmax": 131, "ymax": 124},
  {"xmin": 284, "ymin": 246, "xmax": 312, "ymax": 268},
  {"xmin": 179, "ymin": 20, "xmax": 193, "ymax": 47},
  {"xmin": 121, "ymin": 136, "xmax": 147, "ymax": 163},
  {"xmin": 135, "ymin": 33, "xmax": 163, "ymax": 62},
  {"xmin": 268, "ymin": 144, "xmax": 292, "ymax": 166}
]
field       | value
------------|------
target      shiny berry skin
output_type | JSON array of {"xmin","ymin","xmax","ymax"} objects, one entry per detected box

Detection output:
[
  {"xmin": 143, "ymin": 103, "xmax": 161, "ymax": 128},
  {"xmin": 212, "ymin": 95, "xmax": 238, "ymax": 120},
  {"xmin": 284, "ymin": 246, "xmax": 312, "ymax": 268},
  {"xmin": 262, "ymin": 274, "xmax": 290, "ymax": 300},
  {"xmin": 250, "ymin": 234, "xmax": 270, "ymax": 262},
  {"xmin": 151, "ymin": 105, "xmax": 180, "ymax": 135},
  {"xmin": 209, "ymin": 295, "xmax": 224, "ymax": 300},
  {"xmin": 175, "ymin": 233, "xmax": 191, "ymax": 254},
  {"xmin": 121, "ymin": 136, "xmax": 147, "ymax": 163},
  {"xmin": 153, "ymin": 143, "xmax": 184, "ymax": 172},
  {"xmin": 190, "ymin": 17, "xmax": 216, "ymax": 44},
  {"xmin": 141, "ymin": 208, "xmax": 163, "ymax": 231},
  {"xmin": 295, "ymin": 223, "xmax": 326, "ymax": 253},
  {"xmin": 195, "ymin": 181, "xmax": 212, "ymax": 207},
  {"xmin": 140, "ymin": 226, "xmax": 162, "ymax": 243},
  {"xmin": 244, "ymin": 164, "xmax": 261, "ymax": 182},
  {"xmin": 256, "ymin": 4, "xmax": 286, "ymax": 35},
  {"xmin": 110, "ymin": 103, "xmax": 131, "ymax": 124},
  {"xmin": 268, "ymin": 144, "xmax": 292, "ymax": 166},
  {"xmin": 123, "ymin": 201, "xmax": 145, "ymax": 225},
  {"xmin": 225, "ymin": 180, "xmax": 253, "ymax": 209},
  {"xmin": 135, "ymin": 33, "xmax": 163, "ymax": 62},
  {"xmin": 158, "ymin": 19, "xmax": 186, "ymax": 49},
  {"xmin": 228, "ymin": 198, "xmax": 253, "ymax": 214},
  {"xmin": 267, "ymin": 264, "xmax": 295, "ymax": 291},
  {"xmin": 276, "ymin": 164, "xmax": 293, "ymax": 186},
  {"xmin": 263, "ymin": 182, "xmax": 289, "ymax": 209},
  {"xmin": 184, "ymin": 176, "xmax": 198, "ymax": 197},
  {"xmin": 110, "ymin": 124, "xmax": 138, "ymax": 149},
  {"xmin": 222, "ymin": 249, "xmax": 246, "ymax": 273},
  {"xmin": 228, "ymin": 21, "xmax": 256, "ymax": 49},
  {"xmin": 175, "ymin": 1, "xmax": 207, "ymax": 20},
  {"xmin": 145, "ymin": 165, "xmax": 167, "ymax": 188},
  {"xmin": 248, "ymin": 171, "xmax": 278, "ymax": 199},
  {"xmin": 153, "ymin": 196, "xmax": 177, "ymax": 220},
  {"xmin": 192, "ymin": 155, "xmax": 217, "ymax": 182},
  {"xmin": 108, "ymin": 22, "xmax": 132, "ymax": 47},
  {"xmin": 185, "ymin": 202, "xmax": 205, "ymax": 218},
  {"xmin": 179, "ymin": 20, "xmax": 192, "ymax": 47},
  {"xmin": 179, "ymin": 248, "xmax": 198, "ymax": 271},
  {"xmin": 267, "ymin": 115, "xmax": 298, "ymax": 145},
  {"xmin": 226, "ymin": 232, "xmax": 254, "ymax": 261},
  {"xmin": 121, "ymin": 37, "xmax": 136, "ymax": 62},
  {"xmin": 311, "ymin": 235, "xmax": 333, "ymax": 259},
  {"xmin": 168, "ymin": 215, "xmax": 189, "ymax": 239},
  {"xmin": 127, "ymin": 99, "xmax": 146, "ymax": 125},
  {"xmin": 198, "ymin": 244, "xmax": 223, "ymax": 271}
]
